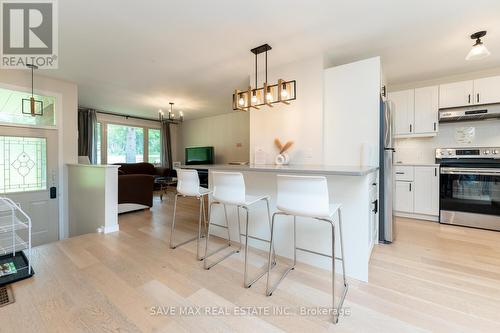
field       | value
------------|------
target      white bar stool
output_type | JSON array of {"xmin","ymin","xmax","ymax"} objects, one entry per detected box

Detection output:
[
  {"xmin": 170, "ymin": 169, "xmax": 211, "ymax": 260},
  {"xmin": 203, "ymin": 171, "xmax": 276, "ymax": 288},
  {"xmin": 265, "ymin": 174, "xmax": 348, "ymax": 324}
]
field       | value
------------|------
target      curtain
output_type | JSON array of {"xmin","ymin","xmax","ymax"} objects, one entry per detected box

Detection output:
[
  {"xmin": 161, "ymin": 121, "xmax": 173, "ymax": 169},
  {"xmin": 77, "ymin": 109, "xmax": 97, "ymax": 164}
]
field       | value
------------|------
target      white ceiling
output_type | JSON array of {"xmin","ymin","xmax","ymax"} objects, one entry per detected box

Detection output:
[{"xmin": 39, "ymin": 0, "xmax": 500, "ymax": 119}]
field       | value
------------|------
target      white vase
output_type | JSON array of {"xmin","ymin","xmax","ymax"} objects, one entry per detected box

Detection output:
[{"xmin": 275, "ymin": 153, "xmax": 290, "ymax": 165}]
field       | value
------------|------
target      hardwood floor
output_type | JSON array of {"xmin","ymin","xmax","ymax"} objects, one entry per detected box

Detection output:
[{"xmin": 3, "ymin": 193, "xmax": 500, "ymax": 332}]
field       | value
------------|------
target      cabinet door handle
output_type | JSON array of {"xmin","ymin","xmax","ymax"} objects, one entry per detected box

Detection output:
[
  {"xmin": 409, "ymin": 124, "xmax": 412, "ymax": 133},
  {"xmin": 468, "ymin": 94, "xmax": 471, "ymax": 104},
  {"xmin": 395, "ymin": 172, "xmax": 405, "ymax": 175},
  {"xmin": 409, "ymin": 183, "xmax": 412, "ymax": 191},
  {"xmin": 435, "ymin": 168, "xmax": 437, "ymax": 177},
  {"xmin": 433, "ymin": 122, "xmax": 436, "ymax": 131},
  {"xmin": 477, "ymin": 93, "xmax": 480, "ymax": 103}
]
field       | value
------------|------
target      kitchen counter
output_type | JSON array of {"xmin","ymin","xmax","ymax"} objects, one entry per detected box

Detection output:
[
  {"xmin": 181, "ymin": 163, "xmax": 379, "ymax": 282},
  {"xmin": 181, "ymin": 164, "xmax": 378, "ymax": 176}
]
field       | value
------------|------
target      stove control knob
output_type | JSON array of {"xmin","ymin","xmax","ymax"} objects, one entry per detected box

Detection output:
[
  {"xmin": 485, "ymin": 150, "xmax": 490, "ymax": 155},
  {"xmin": 448, "ymin": 150, "xmax": 453, "ymax": 155},
  {"xmin": 441, "ymin": 151, "xmax": 445, "ymax": 156},
  {"xmin": 494, "ymin": 150, "xmax": 499, "ymax": 155}
]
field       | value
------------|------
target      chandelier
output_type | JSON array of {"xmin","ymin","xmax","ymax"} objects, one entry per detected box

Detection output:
[
  {"xmin": 158, "ymin": 102, "xmax": 183, "ymax": 123},
  {"xmin": 232, "ymin": 44, "xmax": 296, "ymax": 111}
]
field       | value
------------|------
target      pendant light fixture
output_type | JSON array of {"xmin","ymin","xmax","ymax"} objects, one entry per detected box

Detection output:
[
  {"xmin": 233, "ymin": 44, "xmax": 296, "ymax": 111},
  {"xmin": 466, "ymin": 31, "xmax": 491, "ymax": 61},
  {"xmin": 22, "ymin": 64, "xmax": 43, "ymax": 116},
  {"xmin": 159, "ymin": 102, "xmax": 183, "ymax": 123}
]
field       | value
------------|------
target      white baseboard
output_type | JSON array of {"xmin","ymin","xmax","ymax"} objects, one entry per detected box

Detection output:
[
  {"xmin": 104, "ymin": 224, "xmax": 120, "ymax": 233},
  {"xmin": 395, "ymin": 211, "xmax": 439, "ymax": 222}
]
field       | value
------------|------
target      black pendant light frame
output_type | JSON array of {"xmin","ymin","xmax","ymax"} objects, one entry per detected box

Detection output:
[
  {"xmin": 233, "ymin": 43, "xmax": 296, "ymax": 111},
  {"xmin": 22, "ymin": 64, "xmax": 44, "ymax": 117}
]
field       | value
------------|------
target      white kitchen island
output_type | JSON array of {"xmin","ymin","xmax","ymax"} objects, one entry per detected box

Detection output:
[{"xmin": 183, "ymin": 164, "xmax": 379, "ymax": 282}]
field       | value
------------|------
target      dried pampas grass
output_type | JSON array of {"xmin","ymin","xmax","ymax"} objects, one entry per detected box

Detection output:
[{"xmin": 274, "ymin": 138, "xmax": 294, "ymax": 154}]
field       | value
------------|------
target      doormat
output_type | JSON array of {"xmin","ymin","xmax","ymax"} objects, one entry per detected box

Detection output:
[{"xmin": 0, "ymin": 285, "xmax": 14, "ymax": 307}]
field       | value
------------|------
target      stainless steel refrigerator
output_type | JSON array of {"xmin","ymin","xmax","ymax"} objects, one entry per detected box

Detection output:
[{"xmin": 379, "ymin": 98, "xmax": 395, "ymax": 243}]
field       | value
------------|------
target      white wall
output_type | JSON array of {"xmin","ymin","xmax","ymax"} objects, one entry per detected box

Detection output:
[
  {"xmin": 323, "ymin": 57, "xmax": 381, "ymax": 166},
  {"xmin": 249, "ymin": 55, "xmax": 324, "ymax": 165},
  {"xmin": 179, "ymin": 112, "xmax": 249, "ymax": 164},
  {"xmin": 0, "ymin": 69, "xmax": 78, "ymax": 239}
]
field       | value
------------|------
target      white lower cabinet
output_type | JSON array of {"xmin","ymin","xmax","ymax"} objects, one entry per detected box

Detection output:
[
  {"xmin": 395, "ymin": 181, "xmax": 413, "ymax": 212},
  {"xmin": 413, "ymin": 166, "xmax": 439, "ymax": 216},
  {"xmin": 394, "ymin": 165, "xmax": 439, "ymax": 219}
]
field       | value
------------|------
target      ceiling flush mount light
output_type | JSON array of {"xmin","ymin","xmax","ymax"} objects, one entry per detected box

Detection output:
[
  {"xmin": 466, "ymin": 31, "xmax": 491, "ymax": 61},
  {"xmin": 22, "ymin": 64, "xmax": 43, "ymax": 117},
  {"xmin": 233, "ymin": 43, "xmax": 296, "ymax": 111},
  {"xmin": 159, "ymin": 102, "xmax": 183, "ymax": 123}
]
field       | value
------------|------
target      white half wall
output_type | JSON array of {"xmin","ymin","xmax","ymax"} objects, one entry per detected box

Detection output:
[
  {"xmin": 323, "ymin": 57, "xmax": 381, "ymax": 166},
  {"xmin": 178, "ymin": 112, "xmax": 249, "ymax": 164},
  {"xmin": 249, "ymin": 55, "xmax": 324, "ymax": 165}
]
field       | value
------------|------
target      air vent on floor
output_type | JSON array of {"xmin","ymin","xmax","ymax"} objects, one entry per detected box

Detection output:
[{"xmin": 0, "ymin": 285, "xmax": 14, "ymax": 307}]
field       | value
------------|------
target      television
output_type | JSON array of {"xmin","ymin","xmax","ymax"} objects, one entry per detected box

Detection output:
[{"xmin": 185, "ymin": 146, "xmax": 214, "ymax": 165}]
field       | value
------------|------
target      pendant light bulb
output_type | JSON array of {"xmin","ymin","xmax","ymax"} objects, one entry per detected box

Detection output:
[
  {"xmin": 251, "ymin": 91, "xmax": 257, "ymax": 103},
  {"xmin": 281, "ymin": 83, "xmax": 288, "ymax": 98},
  {"xmin": 238, "ymin": 97, "xmax": 245, "ymax": 106}
]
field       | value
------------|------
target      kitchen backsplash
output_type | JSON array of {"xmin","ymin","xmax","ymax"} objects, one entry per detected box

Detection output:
[{"xmin": 395, "ymin": 118, "xmax": 500, "ymax": 164}]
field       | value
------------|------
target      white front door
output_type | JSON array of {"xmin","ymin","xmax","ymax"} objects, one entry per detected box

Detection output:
[{"xmin": 0, "ymin": 126, "xmax": 59, "ymax": 246}]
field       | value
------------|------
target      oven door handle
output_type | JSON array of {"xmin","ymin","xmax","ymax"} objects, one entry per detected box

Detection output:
[{"xmin": 440, "ymin": 167, "xmax": 500, "ymax": 176}]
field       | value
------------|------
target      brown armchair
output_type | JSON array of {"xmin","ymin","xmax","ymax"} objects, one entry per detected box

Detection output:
[{"xmin": 115, "ymin": 163, "xmax": 175, "ymax": 213}]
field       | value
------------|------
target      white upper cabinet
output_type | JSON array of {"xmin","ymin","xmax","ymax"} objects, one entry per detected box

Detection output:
[
  {"xmin": 389, "ymin": 89, "xmax": 414, "ymax": 136},
  {"xmin": 439, "ymin": 80, "xmax": 474, "ymax": 109},
  {"xmin": 413, "ymin": 166, "xmax": 439, "ymax": 216},
  {"xmin": 414, "ymin": 86, "xmax": 438, "ymax": 134},
  {"xmin": 473, "ymin": 76, "xmax": 500, "ymax": 105},
  {"xmin": 438, "ymin": 75, "xmax": 500, "ymax": 109}
]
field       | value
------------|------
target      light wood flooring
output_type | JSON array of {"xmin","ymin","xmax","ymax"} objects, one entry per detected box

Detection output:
[{"xmin": 2, "ymin": 193, "xmax": 500, "ymax": 332}]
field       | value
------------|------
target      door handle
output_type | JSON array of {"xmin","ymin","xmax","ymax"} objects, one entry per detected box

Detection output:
[
  {"xmin": 477, "ymin": 93, "xmax": 480, "ymax": 103},
  {"xmin": 409, "ymin": 124, "xmax": 412, "ymax": 132},
  {"xmin": 433, "ymin": 122, "xmax": 436, "ymax": 131},
  {"xmin": 372, "ymin": 200, "xmax": 378, "ymax": 214},
  {"xmin": 409, "ymin": 183, "xmax": 412, "ymax": 191},
  {"xmin": 435, "ymin": 168, "xmax": 437, "ymax": 177},
  {"xmin": 468, "ymin": 94, "xmax": 471, "ymax": 104}
]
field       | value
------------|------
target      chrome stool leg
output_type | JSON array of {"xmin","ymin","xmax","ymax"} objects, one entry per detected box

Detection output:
[
  {"xmin": 204, "ymin": 202, "xmax": 239, "ymax": 270},
  {"xmin": 169, "ymin": 194, "xmax": 199, "ymax": 250},
  {"xmin": 241, "ymin": 202, "xmax": 277, "ymax": 288},
  {"xmin": 332, "ymin": 209, "xmax": 348, "ymax": 323},
  {"xmin": 266, "ymin": 212, "xmax": 296, "ymax": 296}
]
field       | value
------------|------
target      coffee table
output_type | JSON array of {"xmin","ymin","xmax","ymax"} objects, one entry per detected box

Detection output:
[{"xmin": 154, "ymin": 176, "xmax": 177, "ymax": 201}]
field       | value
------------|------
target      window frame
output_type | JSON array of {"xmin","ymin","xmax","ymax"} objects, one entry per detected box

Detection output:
[
  {"xmin": 0, "ymin": 82, "xmax": 59, "ymax": 131},
  {"xmin": 96, "ymin": 115, "xmax": 161, "ymax": 165}
]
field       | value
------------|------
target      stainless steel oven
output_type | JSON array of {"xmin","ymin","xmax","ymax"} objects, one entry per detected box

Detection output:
[{"xmin": 436, "ymin": 148, "xmax": 500, "ymax": 231}]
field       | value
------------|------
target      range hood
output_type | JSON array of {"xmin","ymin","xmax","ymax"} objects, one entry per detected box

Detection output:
[{"xmin": 439, "ymin": 104, "xmax": 500, "ymax": 123}]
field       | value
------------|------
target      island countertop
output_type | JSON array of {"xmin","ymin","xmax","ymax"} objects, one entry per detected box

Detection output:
[{"xmin": 181, "ymin": 164, "xmax": 378, "ymax": 176}]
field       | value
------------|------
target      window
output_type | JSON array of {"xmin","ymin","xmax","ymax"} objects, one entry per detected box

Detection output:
[
  {"xmin": 0, "ymin": 87, "xmax": 56, "ymax": 127},
  {"xmin": 107, "ymin": 124, "xmax": 144, "ymax": 163},
  {"xmin": 148, "ymin": 128, "xmax": 161, "ymax": 164},
  {"xmin": 0, "ymin": 136, "xmax": 47, "ymax": 193},
  {"xmin": 96, "ymin": 122, "xmax": 102, "ymax": 164}
]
